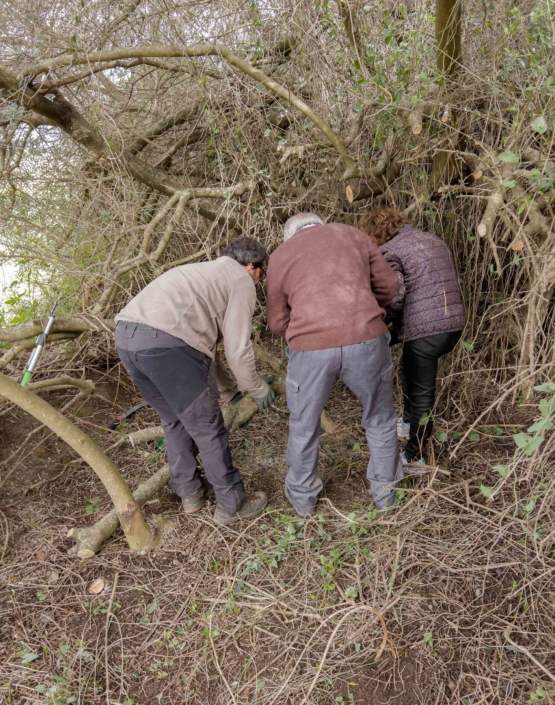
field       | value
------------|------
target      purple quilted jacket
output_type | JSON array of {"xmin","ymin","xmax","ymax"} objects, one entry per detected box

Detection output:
[{"xmin": 381, "ymin": 225, "xmax": 465, "ymax": 342}]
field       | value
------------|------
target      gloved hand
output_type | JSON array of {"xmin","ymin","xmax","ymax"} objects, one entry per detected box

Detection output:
[{"xmin": 255, "ymin": 379, "xmax": 276, "ymax": 410}]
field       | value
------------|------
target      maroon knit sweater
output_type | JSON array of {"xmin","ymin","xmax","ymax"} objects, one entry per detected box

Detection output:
[{"xmin": 266, "ymin": 223, "xmax": 399, "ymax": 351}]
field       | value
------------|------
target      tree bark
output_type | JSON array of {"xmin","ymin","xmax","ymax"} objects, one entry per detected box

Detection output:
[
  {"xmin": 0, "ymin": 373, "xmax": 153, "ymax": 553},
  {"xmin": 436, "ymin": 0, "xmax": 462, "ymax": 76}
]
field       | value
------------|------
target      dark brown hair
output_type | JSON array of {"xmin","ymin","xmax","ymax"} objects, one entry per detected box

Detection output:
[
  {"xmin": 357, "ymin": 208, "xmax": 409, "ymax": 246},
  {"xmin": 222, "ymin": 237, "xmax": 268, "ymax": 267}
]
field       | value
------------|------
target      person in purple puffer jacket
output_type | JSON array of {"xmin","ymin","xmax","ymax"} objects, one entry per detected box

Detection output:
[{"xmin": 359, "ymin": 208, "xmax": 465, "ymax": 465}]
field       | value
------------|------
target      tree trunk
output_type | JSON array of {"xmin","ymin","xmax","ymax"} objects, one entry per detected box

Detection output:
[
  {"xmin": 436, "ymin": 0, "xmax": 462, "ymax": 76},
  {"xmin": 0, "ymin": 373, "xmax": 153, "ymax": 552}
]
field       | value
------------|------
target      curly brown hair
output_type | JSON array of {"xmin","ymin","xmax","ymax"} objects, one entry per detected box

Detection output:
[{"xmin": 357, "ymin": 208, "xmax": 409, "ymax": 246}]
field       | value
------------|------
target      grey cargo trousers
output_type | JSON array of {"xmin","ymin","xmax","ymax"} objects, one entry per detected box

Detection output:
[
  {"xmin": 115, "ymin": 321, "xmax": 246, "ymax": 514},
  {"xmin": 286, "ymin": 335, "xmax": 403, "ymax": 511}
]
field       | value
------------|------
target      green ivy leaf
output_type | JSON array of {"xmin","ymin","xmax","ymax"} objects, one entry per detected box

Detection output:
[
  {"xmin": 530, "ymin": 115, "xmax": 548, "ymax": 134},
  {"xmin": 468, "ymin": 431, "xmax": 480, "ymax": 442},
  {"xmin": 538, "ymin": 397, "xmax": 555, "ymax": 417},
  {"xmin": 85, "ymin": 498, "xmax": 100, "ymax": 514},
  {"xmin": 502, "ymin": 178, "xmax": 517, "ymax": 189},
  {"xmin": 527, "ymin": 417, "xmax": 553, "ymax": 434},
  {"xmin": 493, "ymin": 464, "xmax": 510, "ymax": 478},
  {"xmin": 497, "ymin": 150, "xmax": 519, "ymax": 164},
  {"xmin": 524, "ymin": 435, "xmax": 544, "ymax": 456},
  {"xmin": 154, "ymin": 436, "xmax": 166, "ymax": 450},
  {"xmin": 480, "ymin": 484, "xmax": 495, "ymax": 498},
  {"xmin": 513, "ymin": 432, "xmax": 532, "ymax": 449},
  {"xmin": 17, "ymin": 646, "xmax": 40, "ymax": 665},
  {"xmin": 533, "ymin": 382, "xmax": 555, "ymax": 393},
  {"xmin": 524, "ymin": 498, "xmax": 536, "ymax": 514},
  {"xmin": 435, "ymin": 430, "xmax": 448, "ymax": 442},
  {"xmin": 462, "ymin": 340, "xmax": 474, "ymax": 352},
  {"xmin": 514, "ymin": 432, "xmax": 544, "ymax": 456}
]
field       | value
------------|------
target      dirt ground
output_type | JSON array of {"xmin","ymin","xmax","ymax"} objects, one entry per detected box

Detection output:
[{"xmin": 1, "ymin": 351, "xmax": 554, "ymax": 705}]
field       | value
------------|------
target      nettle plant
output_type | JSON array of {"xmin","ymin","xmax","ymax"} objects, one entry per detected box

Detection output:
[{"xmin": 480, "ymin": 382, "xmax": 555, "ymax": 503}]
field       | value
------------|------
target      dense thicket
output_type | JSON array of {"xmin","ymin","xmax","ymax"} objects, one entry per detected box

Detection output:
[
  {"xmin": 1, "ymin": 0, "xmax": 553, "ymax": 389},
  {"xmin": 0, "ymin": 4, "xmax": 553, "ymax": 703}
]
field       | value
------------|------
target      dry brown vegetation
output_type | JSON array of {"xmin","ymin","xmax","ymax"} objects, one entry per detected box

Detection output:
[{"xmin": 0, "ymin": 0, "xmax": 554, "ymax": 703}]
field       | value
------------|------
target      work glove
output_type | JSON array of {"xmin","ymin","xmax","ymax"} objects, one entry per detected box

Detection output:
[{"xmin": 255, "ymin": 378, "xmax": 276, "ymax": 410}]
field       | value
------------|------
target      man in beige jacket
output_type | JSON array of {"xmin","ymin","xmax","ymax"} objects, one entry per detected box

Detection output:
[{"xmin": 115, "ymin": 238, "xmax": 274, "ymax": 526}]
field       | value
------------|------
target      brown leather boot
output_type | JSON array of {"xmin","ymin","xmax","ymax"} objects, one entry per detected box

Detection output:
[
  {"xmin": 213, "ymin": 491, "xmax": 268, "ymax": 526},
  {"xmin": 181, "ymin": 490, "xmax": 206, "ymax": 514}
]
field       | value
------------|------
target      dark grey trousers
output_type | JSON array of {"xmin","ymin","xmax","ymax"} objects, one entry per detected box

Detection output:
[
  {"xmin": 115, "ymin": 321, "xmax": 245, "ymax": 513},
  {"xmin": 286, "ymin": 335, "xmax": 403, "ymax": 511}
]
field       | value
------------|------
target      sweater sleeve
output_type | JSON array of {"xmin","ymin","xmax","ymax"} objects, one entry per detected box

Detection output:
[
  {"xmin": 222, "ymin": 277, "xmax": 267, "ymax": 400},
  {"xmin": 369, "ymin": 240, "xmax": 400, "ymax": 307},
  {"xmin": 266, "ymin": 254, "xmax": 290, "ymax": 337}
]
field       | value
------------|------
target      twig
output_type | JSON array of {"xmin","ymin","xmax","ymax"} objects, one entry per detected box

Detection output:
[
  {"xmin": 104, "ymin": 572, "xmax": 120, "ymax": 704},
  {"xmin": 504, "ymin": 629, "xmax": 555, "ymax": 683}
]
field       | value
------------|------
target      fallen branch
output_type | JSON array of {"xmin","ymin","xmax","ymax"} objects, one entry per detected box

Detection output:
[
  {"xmin": 0, "ymin": 333, "xmax": 78, "ymax": 368},
  {"xmin": 406, "ymin": 86, "xmax": 439, "ymax": 136},
  {"xmin": 114, "ymin": 425, "xmax": 164, "ymax": 448},
  {"xmin": 0, "ymin": 316, "xmax": 114, "ymax": 343},
  {"xmin": 0, "ymin": 373, "xmax": 153, "ymax": 553},
  {"xmin": 477, "ymin": 164, "xmax": 513, "ymax": 271},
  {"xmin": 68, "ymin": 464, "xmax": 170, "ymax": 558},
  {"xmin": 477, "ymin": 185, "xmax": 504, "ymax": 241},
  {"xmin": 26, "ymin": 376, "xmax": 95, "ymax": 394}
]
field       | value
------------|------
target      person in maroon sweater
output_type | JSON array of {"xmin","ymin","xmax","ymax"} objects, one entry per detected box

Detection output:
[
  {"xmin": 358, "ymin": 208, "xmax": 465, "ymax": 464},
  {"xmin": 266, "ymin": 213, "xmax": 403, "ymax": 515}
]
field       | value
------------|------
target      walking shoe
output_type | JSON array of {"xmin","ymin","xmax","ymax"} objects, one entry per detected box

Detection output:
[
  {"xmin": 376, "ymin": 495, "xmax": 398, "ymax": 512},
  {"xmin": 181, "ymin": 490, "xmax": 206, "ymax": 514},
  {"xmin": 213, "ymin": 491, "xmax": 268, "ymax": 526},
  {"xmin": 400, "ymin": 451, "xmax": 425, "ymax": 466},
  {"xmin": 397, "ymin": 417, "xmax": 410, "ymax": 441},
  {"xmin": 284, "ymin": 485, "xmax": 315, "ymax": 518}
]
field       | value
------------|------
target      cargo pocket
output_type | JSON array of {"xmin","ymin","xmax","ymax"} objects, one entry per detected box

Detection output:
[{"xmin": 286, "ymin": 378, "xmax": 300, "ymax": 415}]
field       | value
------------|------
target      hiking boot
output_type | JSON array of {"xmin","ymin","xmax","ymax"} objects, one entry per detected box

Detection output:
[
  {"xmin": 181, "ymin": 490, "xmax": 206, "ymax": 514},
  {"xmin": 213, "ymin": 491, "xmax": 268, "ymax": 526},
  {"xmin": 397, "ymin": 417, "xmax": 410, "ymax": 441},
  {"xmin": 284, "ymin": 485, "xmax": 315, "ymax": 519}
]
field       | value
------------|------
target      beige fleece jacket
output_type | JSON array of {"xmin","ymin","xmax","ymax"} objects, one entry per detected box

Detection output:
[{"xmin": 116, "ymin": 257, "xmax": 267, "ymax": 399}]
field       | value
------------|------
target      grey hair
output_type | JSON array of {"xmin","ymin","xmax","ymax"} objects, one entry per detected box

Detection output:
[{"xmin": 283, "ymin": 213, "xmax": 323, "ymax": 241}]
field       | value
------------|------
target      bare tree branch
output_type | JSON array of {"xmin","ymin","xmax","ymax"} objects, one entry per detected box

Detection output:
[{"xmin": 16, "ymin": 44, "xmax": 357, "ymax": 175}]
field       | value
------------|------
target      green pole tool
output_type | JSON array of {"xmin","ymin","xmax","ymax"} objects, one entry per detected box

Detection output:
[{"xmin": 20, "ymin": 301, "xmax": 58, "ymax": 386}]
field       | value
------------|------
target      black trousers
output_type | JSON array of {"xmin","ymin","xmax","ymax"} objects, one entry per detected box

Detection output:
[{"xmin": 401, "ymin": 330, "xmax": 461, "ymax": 461}]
